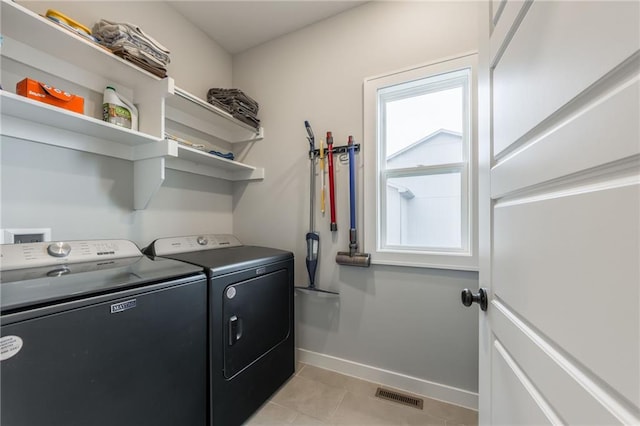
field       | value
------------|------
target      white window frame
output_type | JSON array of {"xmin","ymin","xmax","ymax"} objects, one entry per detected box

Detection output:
[{"xmin": 363, "ymin": 53, "xmax": 478, "ymax": 271}]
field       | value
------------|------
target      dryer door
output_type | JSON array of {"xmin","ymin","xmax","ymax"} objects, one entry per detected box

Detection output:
[{"xmin": 223, "ymin": 268, "xmax": 290, "ymax": 378}]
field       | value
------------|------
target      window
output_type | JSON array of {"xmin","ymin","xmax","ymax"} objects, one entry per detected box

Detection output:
[{"xmin": 363, "ymin": 54, "xmax": 477, "ymax": 270}]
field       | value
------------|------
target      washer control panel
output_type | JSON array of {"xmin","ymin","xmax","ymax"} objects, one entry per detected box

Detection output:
[
  {"xmin": 0, "ymin": 240, "xmax": 141, "ymax": 271},
  {"xmin": 150, "ymin": 234, "xmax": 243, "ymax": 256}
]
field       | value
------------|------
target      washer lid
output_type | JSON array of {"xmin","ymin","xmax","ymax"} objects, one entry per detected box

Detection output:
[{"xmin": 1, "ymin": 255, "xmax": 203, "ymax": 313}]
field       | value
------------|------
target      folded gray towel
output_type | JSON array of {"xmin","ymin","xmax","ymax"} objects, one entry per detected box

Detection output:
[
  {"xmin": 206, "ymin": 88, "xmax": 261, "ymax": 129},
  {"xmin": 232, "ymin": 112, "xmax": 260, "ymax": 129},
  {"xmin": 93, "ymin": 19, "xmax": 170, "ymax": 67},
  {"xmin": 207, "ymin": 88, "xmax": 259, "ymax": 114},
  {"xmin": 112, "ymin": 48, "xmax": 167, "ymax": 78}
]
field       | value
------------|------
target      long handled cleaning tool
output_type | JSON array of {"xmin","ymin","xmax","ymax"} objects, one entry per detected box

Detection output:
[
  {"xmin": 336, "ymin": 136, "xmax": 371, "ymax": 267},
  {"xmin": 319, "ymin": 138, "xmax": 326, "ymax": 215},
  {"xmin": 327, "ymin": 131, "xmax": 337, "ymax": 232},
  {"xmin": 295, "ymin": 121, "xmax": 339, "ymax": 295}
]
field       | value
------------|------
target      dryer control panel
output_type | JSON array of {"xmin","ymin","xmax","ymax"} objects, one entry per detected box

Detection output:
[
  {"xmin": 149, "ymin": 234, "xmax": 243, "ymax": 256},
  {"xmin": 0, "ymin": 240, "xmax": 141, "ymax": 271}
]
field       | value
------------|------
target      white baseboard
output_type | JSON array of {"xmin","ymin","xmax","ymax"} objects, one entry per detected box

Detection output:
[{"xmin": 296, "ymin": 348, "xmax": 478, "ymax": 411}]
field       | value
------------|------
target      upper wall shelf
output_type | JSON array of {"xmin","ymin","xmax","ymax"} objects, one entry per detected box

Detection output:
[
  {"xmin": 0, "ymin": 0, "xmax": 161, "ymax": 93},
  {"xmin": 165, "ymin": 87, "xmax": 264, "ymax": 144}
]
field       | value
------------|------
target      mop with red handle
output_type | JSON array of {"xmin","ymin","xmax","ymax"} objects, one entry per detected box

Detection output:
[{"xmin": 327, "ymin": 131, "xmax": 337, "ymax": 232}]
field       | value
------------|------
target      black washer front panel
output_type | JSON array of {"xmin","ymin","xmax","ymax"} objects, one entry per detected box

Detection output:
[{"xmin": 1, "ymin": 275, "xmax": 208, "ymax": 426}]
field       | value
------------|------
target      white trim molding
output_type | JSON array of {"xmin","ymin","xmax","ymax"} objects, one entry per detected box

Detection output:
[{"xmin": 297, "ymin": 348, "xmax": 479, "ymax": 411}]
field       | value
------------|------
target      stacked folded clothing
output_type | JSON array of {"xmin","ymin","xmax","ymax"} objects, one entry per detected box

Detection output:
[
  {"xmin": 207, "ymin": 88, "xmax": 260, "ymax": 130},
  {"xmin": 92, "ymin": 19, "xmax": 170, "ymax": 78}
]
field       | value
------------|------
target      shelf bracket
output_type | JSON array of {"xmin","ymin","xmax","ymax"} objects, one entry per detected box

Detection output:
[{"xmin": 134, "ymin": 157, "xmax": 165, "ymax": 210}]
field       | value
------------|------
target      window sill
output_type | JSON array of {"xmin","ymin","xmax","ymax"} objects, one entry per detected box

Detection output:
[
  {"xmin": 370, "ymin": 259, "xmax": 478, "ymax": 272},
  {"xmin": 367, "ymin": 250, "xmax": 478, "ymax": 271}
]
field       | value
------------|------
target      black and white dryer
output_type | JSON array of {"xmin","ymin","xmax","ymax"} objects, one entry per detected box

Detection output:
[
  {"xmin": 0, "ymin": 239, "xmax": 208, "ymax": 426},
  {"xmin": 144, "ymin": 234, "xmax": 295, "ymax": 426}
]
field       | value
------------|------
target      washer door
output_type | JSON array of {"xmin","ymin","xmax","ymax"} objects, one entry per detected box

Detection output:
[{"xmin": 223, "ymin": 268, "xmax": 290, "ymax": 378}]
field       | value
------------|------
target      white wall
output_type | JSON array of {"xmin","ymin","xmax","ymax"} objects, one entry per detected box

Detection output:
[
  {"xmin": 232, "ymin": 1, "xmax": 480, "ymax": 403},
  {"xmin": 2, "ymin": 1, "xmax": 235, "ymax": 247}
]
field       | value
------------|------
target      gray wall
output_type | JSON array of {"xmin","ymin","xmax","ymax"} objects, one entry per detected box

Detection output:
[{"xmin": 232, "ymin": 2, "xmax": 480, "ymax": 393}]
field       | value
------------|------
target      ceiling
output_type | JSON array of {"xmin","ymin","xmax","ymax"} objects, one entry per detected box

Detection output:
[{"xmin": 167, "ymin": 1, "xmax": 367, "ymax": 54}]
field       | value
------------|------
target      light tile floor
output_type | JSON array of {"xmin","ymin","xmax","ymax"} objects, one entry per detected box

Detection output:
[{"xmin": 245, "ymin": 363, "xmax": 478, "ymax": 426}]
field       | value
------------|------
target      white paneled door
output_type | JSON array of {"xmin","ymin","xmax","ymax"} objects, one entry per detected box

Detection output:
[{"xmin": 475, "ymin": 1, "xmax": 639, "ymax": 424}]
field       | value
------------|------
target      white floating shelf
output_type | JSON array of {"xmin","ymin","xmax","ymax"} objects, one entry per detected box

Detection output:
[
  {"xmin": 165, "ymin": 87, "xmax": 264, "ymax": 144},
  {"xmin": 0, "ymin": 91, "xmax": 165, "ymax": 160},
  {"xmin": 165, "ymin": 143, "xmax": 265, "ymax": 181}
]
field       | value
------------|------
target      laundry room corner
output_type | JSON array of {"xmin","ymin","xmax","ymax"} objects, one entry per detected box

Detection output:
[
  {"xmin": 231, "ymin": 1, "xmax": 481, "ymax": 408},
  {"xmin": 4, "ymin": 0, "xmax": 239, "ymax": 247}
]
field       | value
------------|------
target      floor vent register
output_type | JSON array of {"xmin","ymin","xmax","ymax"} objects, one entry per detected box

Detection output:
[{"xmin": 374, "ymin": 387, "xmax": 424, "ymax": 410}]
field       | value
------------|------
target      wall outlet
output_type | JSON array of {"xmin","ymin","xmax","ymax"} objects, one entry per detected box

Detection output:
[{"xmin": 1, "ymin": 228, "xmax": 52, "ymax": 244}]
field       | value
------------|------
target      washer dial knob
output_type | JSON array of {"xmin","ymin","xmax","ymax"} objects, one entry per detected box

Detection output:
[
  {"xmin": 47, "ymin": 242, "xmax": 71, "ymax": 257},
  {"xmin": 197, "ymin": 236, "xmax": 208, "ymax": 246}
]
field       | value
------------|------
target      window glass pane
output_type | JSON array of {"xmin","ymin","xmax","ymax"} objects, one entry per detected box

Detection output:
[
  {"xmin": 385, "ymin": 173, "xmax": 461, "ymax": 249},
  {"xmin": 385, "ymin": 86, "xmax": 463, "ymax": 169}
]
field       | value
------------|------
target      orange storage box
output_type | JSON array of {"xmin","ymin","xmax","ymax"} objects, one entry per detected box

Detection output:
[{"xmin": 16, "ymin": 78, "xmax": 84, "ymax": 114}]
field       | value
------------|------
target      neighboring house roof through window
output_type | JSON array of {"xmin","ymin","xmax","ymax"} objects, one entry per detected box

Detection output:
[{"xmin": 386, "ymin": 129, "xmax": 463, "ymax": 169}]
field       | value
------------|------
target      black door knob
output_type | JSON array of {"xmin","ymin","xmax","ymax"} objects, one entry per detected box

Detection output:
[{"xmin": 461, "ymin": 288, "xmax": 488, "ymax": 311}]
